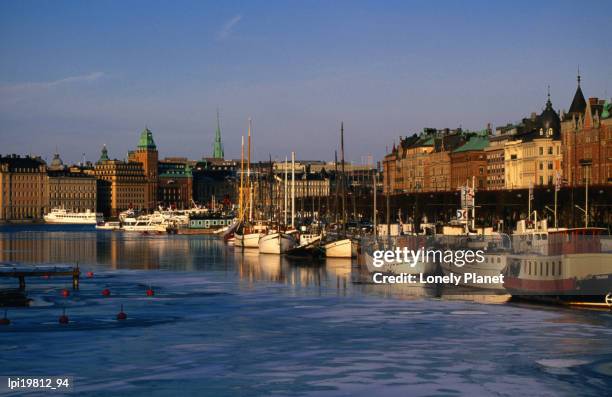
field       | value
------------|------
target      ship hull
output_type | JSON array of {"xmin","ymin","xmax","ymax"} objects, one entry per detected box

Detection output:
[
  {"xmin": 258, "ymin": 233, "xmax": 297, "ymax": 254},
  {"xmin": 324, "ymin": 239, "xmax": 356, "ymax": 258}
]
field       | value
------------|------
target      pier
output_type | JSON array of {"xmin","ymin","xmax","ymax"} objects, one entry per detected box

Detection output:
[{"xmin": 0, "ymin": 265, "xmax": 80, "ymax": 290}]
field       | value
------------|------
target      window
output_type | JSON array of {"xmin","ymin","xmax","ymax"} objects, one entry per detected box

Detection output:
[
  {"xmin": 539, "ymin": 147, "xmax": 543, "ymax": 155},
  {"xmin": 548, "ymin": 147, "xmax": 553, "ymax": 155}
]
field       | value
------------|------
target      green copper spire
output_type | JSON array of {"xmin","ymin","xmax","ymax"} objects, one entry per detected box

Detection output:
[
  {"xmin": 138, "ymin": 127, "xmax": 157, "ymax": 150},
  {"xmin": 98, "ymin": 144, "xmax": 109, "ymax": 163},
  {"xmin": 212, "ymin": 109, "xmax": 224, "ymax": 159}
]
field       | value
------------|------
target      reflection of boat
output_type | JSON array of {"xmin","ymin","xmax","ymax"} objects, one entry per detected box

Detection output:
[
  {"xmin": 259, "ymin": 232, "xmax": 297, "ymax": 254},
  {"xmin": 324, "ymin": 239, "xmax": 357, "ymax": 258},
  {"xmin": 44, "ymin": 208, "xmax": 103, "ymax": 224}
]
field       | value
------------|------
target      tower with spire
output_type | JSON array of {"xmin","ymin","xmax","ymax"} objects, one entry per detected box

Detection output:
[
  {"xmin": 212, "ymin": 109, "xmax": 224, "ymax": 159},
  {"xmin": 129, "ymin": 127, "xmax": 159, "ymax": 209}
]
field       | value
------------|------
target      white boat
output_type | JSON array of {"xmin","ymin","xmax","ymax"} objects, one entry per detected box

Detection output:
[
  {"xmin": 259, "ymin": 232, "xmax": 298, "ymax": 254},
  {"xmin": 95, "ymin": 221, "xmax": 121, "ymax": 231},
  {"xmin": 235, "ymin": 223, "xmax": 268, "ymax": 249},
  {"xmin": 441, "ymin": 252, "xmax": 507, "ymax": 290},
  {"xmin": 324, "ymin": 238, "xmax": 357, "ymax": 258},
  {"xmin": 44, "ymin": 208, "xmax": 103, "ymax": 225},
  {"xmin": 121, "ymin": 213, "xmax": 169, "ymax": 233}
]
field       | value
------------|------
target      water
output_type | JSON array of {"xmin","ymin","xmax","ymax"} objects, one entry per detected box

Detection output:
[{"xmin": 1, "ymin": 226, "xmax": 611, "ymax": 396}]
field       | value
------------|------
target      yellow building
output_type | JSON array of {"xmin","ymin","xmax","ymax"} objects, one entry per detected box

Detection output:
[
  {"xmin": 46, "ymin": 152, "xmax": 97, "ymax": 212},
  {"xmin": 505, "ymin": 133, "xmax": 562, "ymax": 189},
  {"xmin": 0, "ymin": 155, "xmax": 48, "ymax": 221},
  {"xmin": 94, "ymin": 145, "xmax": 147, "ymax": 217}
]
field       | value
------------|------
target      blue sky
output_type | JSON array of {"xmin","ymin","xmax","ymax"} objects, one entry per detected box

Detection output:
[{"xmin": 1, "ymin": 0, "xmax": 611, "ymax": 164}]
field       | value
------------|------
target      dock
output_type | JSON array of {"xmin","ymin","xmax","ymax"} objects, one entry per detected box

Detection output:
[{"xmin": 0, "ymin": 265, "xmax": 80, "ymax": 290}]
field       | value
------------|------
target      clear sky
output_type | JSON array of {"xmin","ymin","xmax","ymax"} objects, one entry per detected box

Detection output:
[{"xmin": 1, "ymin": 0, "xmax": 611, "ymax": 165}]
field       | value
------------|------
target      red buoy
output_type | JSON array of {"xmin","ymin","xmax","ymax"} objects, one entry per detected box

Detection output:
[
  {"xmin": 101, "ymin": 288, "xmax": 111, "ymax": 297},
  {"xmin": 41, "ymin": 274, "xmax": 49, "ymax": 279},
  {"xmin": 0, "ymin": 310, "xmax": 10, "ymax": 326},
  {"xmin": 116, "ymin": 304, "xmax": 127, "ymax": 320},
  {"xmin": 146, "ymin": 287, "xmax": 155, "ymax": 296},
  {"xmin": 58, "ymin": 308, "xmax": 69, "ymax": 324},
  {"xmin": 61, "ymin": 288, "xmax": 70, "ymax": 297},
  {"xmin": 86, "ymin": 271, "xmax": 94, "ymax": 278}
]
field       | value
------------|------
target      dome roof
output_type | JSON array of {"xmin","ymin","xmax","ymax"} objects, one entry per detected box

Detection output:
[
  {"xmin": 49, "ymin": 152, "xmax": 65, "ymax": 170},
  {"xmin": 539, "ymin": 94, "xmax": 561, "ymax": 139}
]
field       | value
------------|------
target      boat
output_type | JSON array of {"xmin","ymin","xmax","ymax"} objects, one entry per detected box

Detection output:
[
  {"xmin": 95, "ymin": 221, "xmax": 121, "ymax": 231},
  {"xmin": 258, "ymin": 232, "xmax": 297, "ymax": 254},
  {"xmin": 235, "ymin": 222, "xmax": 268, "ymax": 249},
  {"xmin": 121, "ymin": 213, "xmax": 170, "ymax": 233},
  {"xmin": 43, "ymin": 208, "xmax": 103, "ymax": 224},
  {"xmin": 360, "ymin": 236, "xmax": 438, "ymax": 276},
  {"xmin": 324, "ymin": 238, "xmax": 357, "ymax": 258},
  {"xmin": 502, "ymin": 218, "xmax": 612, "ymax": 306}
]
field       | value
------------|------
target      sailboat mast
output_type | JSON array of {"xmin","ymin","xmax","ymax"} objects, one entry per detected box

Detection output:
[
  {"xmin": 340, "ymin": 122, "xmax": 346, "ymax": 231},
  {"xmin": 284, "ymin": 156, "xmax": 288, "ymax": 226},
  {"xmin": 247, "ymin": 118, "xmax": 253, "ymax": 222},
  {"xmin": 291, "ymin": 151, "xmax": 295, "ymax": 228},
  {"xmin": 239, "ymin": 135, "xmax": 244, "ymax": 220}
]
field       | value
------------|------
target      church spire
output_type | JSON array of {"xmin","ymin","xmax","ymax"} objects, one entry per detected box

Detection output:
[
  {"xmin": 212, "ymin": 108, "xmax": 224, "ymax": 159},
  {"xmin": 568, "ymin": 69, "xmax": 587, "ymax": 116}
]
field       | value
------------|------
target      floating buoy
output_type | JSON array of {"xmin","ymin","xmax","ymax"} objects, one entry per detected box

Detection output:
[
  {"xmin": 86, "ymin": 271, "xmax": 94, "ymax": 278},
  {"xmin": 146, "ymin": 286, "xmax": 155, "ymax": 296},
  {"xmin": 58, "ymin": 308, "xmax": 69, "ymax": 324},
  {"xmin": 61, "ymin": 288, "xmax": 70, "ymax": 297},
  {"xmin": 101, "ymin": 288, "xmax": 111, "ymax": 297},
  {"xmin": 0, "ymin": 310, "xmax": 10, "ymax": 326},
  {"xmin": 116, "ymin": 304, "xmax": 127, "ymax": 320},
  {"xmin": 41, "ymin": 274, "xmax": 49, "ymax": 279}
]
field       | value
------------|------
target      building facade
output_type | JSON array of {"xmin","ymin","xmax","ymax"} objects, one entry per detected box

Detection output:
[
  {"xmin": 0, "ymin": 155, "xmax": 48, "ymax": 221},
  {"xmin": 561, "ymin": 76, "xmax": 612, "ymax": 187},
  {"xmin": 94, "ymin": 146, "xmax": 147, "ymax": 217},
  {"xmin": 128, "ymin": 128, "xmax": 159, "ymax": 209}
]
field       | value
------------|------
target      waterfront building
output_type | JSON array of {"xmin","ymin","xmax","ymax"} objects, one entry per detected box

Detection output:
[
  {"xmin": 128, "ymin": 128, "xmax": 159, "ymax": 209},
  {"xmin": 158, "ymin": 158, "xmax": 193, "ymax": 208},
  {"xmin": 45, "ymin": 151, "xmax": 97, "ymax": 212},
  {"xmin": 94, "ymin": 146, "xmax": 147, "ymax": 217},
  {"xmin": 485, "ymin": 124, "xmax": 520, "ymax": 190},
  {"xmin": 504, "ymin": 94, "xmax": 562, "ymax": 189},
  {"xmin": 426, "ymin": 129, "xmax": 467, "ymax": 192},
  {"xmin": 192, "ymin": 158, "xmax": 237, "ymax": 206},
  {"xmin": 561, "ymin": 74, "xmax": 612, "ymax": 186},
  {"xmin": 450, "ymin": 133, "xmax": 489, "ymax": 190},
  {"xmin": 0, "ymin": 155, "xmax": 48, "ymax": 221}
]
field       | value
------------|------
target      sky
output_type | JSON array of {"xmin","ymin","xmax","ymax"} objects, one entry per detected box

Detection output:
[{"xmin": 1, "ymin": 0, "xmax": 611, "ymax": 165}]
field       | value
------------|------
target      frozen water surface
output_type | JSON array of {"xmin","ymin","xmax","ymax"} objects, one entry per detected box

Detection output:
[{"xmin": 0, "ymin": 227, "xmax": 611, "ymax": 396}]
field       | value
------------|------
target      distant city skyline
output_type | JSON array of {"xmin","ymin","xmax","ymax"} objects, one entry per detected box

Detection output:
[{"xmin": 1, "ymin": 0, "xmax": 611, "ymax": 164}]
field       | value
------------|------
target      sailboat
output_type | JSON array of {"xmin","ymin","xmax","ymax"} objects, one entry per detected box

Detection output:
[
  {"xmin": 258, "ymin": 153, "xmax": 298, "ymax": 254},
  {"xmin": 234, "ymin": 118, "xmax": 267, "ymax": 249},
  {"xmin": 324, "ymin": 122, "xmax": 357, "ymax": 258}
]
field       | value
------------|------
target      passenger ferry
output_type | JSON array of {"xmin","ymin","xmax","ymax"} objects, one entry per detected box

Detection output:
[
  {"xmin": 503, "ymin": 219, "xmax": 611, "ymax": 306},
  {"xmin": 44, "ymin": 208, "xmax": 103, "ymax": 225}
]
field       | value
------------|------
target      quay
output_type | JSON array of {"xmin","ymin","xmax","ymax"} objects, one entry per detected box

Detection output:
[{"xmin": 0, "ymin": 265, "xmax": 80, "ymax": 290}]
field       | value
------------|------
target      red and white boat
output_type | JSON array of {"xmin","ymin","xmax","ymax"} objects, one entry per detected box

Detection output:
[{"xmin": 503, "ymin": 219, "xmax": 611, "ymax": 306}]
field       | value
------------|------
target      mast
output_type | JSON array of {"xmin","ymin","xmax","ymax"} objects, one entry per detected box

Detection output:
[
  {"xmin": 239, "ymin": 135, "xmax": 244, "ymax": 221},
  {"xmin": 284, "ymin": 156, "xmax": 288, "ymax": 226},
  {"xmin": 334, "ymin": 150, "xmax": 339, "ymax": 224},
  {"xmin": 291, "ymin": 151, "xmax": 295, "ymax": 228},
  {"xmin": 471, "ymin": 175, "xmax": 476, "ymax": 231},
  {"xmin": 340, "ymin": 122, "xmax": 346, "ymax": 231},
  {"xmin": 247, "ymin": 118, "xmax": 253, "ymax": 222},
  {"xmin": 372, "ymin": 172, "xmax": 377, "ymax": 239}
]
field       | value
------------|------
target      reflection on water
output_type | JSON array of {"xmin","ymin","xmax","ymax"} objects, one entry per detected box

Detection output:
[{"xmin": 0, "ymin": 229, "xmax": 354, "ymax": 291}]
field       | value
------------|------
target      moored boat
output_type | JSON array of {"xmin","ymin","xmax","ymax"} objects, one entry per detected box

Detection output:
[{"xmin": 44, "ymin": 208, "xmax": 103, "ymax": 225}]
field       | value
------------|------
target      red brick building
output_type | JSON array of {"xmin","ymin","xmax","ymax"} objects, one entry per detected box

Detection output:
[
  {"xmin": 450, "ymin": 135, "xmax": 489, "ymax": 190},
  {"xmin": 561, "ymin": 76, "xmax": 612, "ymax": 186}
]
